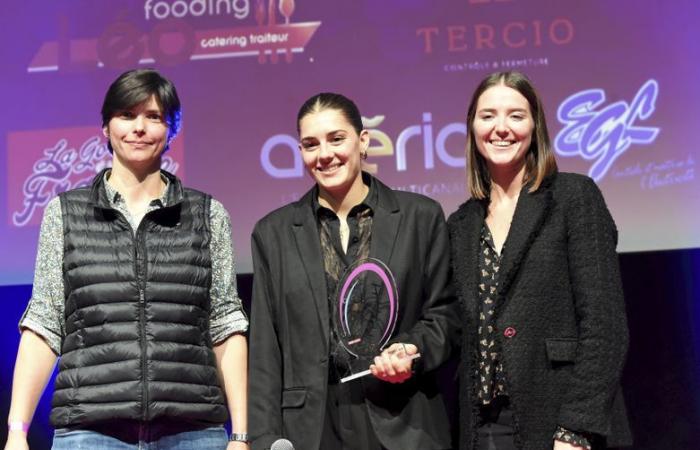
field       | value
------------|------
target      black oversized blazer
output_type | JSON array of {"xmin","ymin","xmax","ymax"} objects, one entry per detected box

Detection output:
[
  {"xmin": 248, "ymin": 175, "xmax": 460, "ymax": 450},
  {"xmin": 447, "ymin": 172, "xmax": 632, "ymax": 450}
]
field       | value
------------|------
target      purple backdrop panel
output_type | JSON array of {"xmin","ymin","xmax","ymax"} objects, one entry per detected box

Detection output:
[{"xmin": 1, "ymin": 0, "xmax": 699, "ymax": 285}]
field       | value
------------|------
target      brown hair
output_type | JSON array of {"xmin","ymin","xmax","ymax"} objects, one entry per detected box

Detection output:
[{"xmin": 465, "ymin": 71, "xmax": 557, "ymax": 199}]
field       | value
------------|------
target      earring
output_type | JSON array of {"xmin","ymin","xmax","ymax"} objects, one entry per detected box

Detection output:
[{"xmin": 361, "ymin": 150, "xmax": 368, "ymax": 160}]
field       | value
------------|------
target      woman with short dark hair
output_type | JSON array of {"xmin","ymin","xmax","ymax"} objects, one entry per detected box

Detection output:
[
  {"xmin": 4, "ymin": 69, "xmax": 249, "ymax": 450},
  {"xmin": 449, "ymin": 71, "xmax": 631, "ymax": 450}
]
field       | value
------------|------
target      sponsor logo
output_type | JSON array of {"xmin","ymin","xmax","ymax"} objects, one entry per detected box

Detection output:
[
  {"xmin": 260, "ymin": 113, "xmax": 466, "ymax": 179},
  {"xmin": 416, "ymin": 18, "xmax": 574, "ymax": 54},
  {"xmin": 442, "ymin": 56, "xmax": 549, "ymax": 73},
  {"xmin": 144, "ymin": 0, "xmax": 250, "ymax": 20},
  {"xmin": 28, "ymin": 0, "xmax": 319, "ymax": 72},
  {"xmin": 555, "ymin": 79, "xmax": 660, "ymax": 181},
  {"xmin": 613, "ymin": 155, "xmax": 695, "ymax": 191},
  {"xmin": 417, "ymin": 0, "xmax": 573, "ymax": 73},
  {"xmin": 7, "ymin": 128, "xmax": 184, "ymax": 227}
]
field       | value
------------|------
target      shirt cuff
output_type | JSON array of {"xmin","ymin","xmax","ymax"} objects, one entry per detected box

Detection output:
[
  {"xmin": 553, "ymin": 425, "xmax": 593, "ymax": 450},
  {"xmin": 18, "ymin": 317, "xmax": 62, "ymax": 355},
  {"xmin": 210, "ymin": 310, "xmax": 249, "ymax": 345}
]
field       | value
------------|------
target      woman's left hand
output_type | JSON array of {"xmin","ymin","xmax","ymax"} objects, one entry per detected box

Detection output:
[
  {"xmin": 370, "ymin": 343, "xmax": 418, "ymax": 383},
  {"xmin": 553, "ymin": 440, "xmax": 586, "ymax": 450},
  {"xmin": 227, "ymin": 441, "xmax": 249, "ymax": 450}
]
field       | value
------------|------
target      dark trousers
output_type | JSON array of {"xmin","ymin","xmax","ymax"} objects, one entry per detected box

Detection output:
[
  {"xmin": 477, "ymin": 397, "xmax": 517, "ymax": 450},
  {"xmin": 320, "ymin": 380, "xmax": 386, "ymax": 450}
]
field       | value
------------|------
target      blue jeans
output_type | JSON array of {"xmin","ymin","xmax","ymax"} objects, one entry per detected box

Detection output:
[{"xmin": 52, "ymin": 425, "xmax": 228, "ymax": 450}]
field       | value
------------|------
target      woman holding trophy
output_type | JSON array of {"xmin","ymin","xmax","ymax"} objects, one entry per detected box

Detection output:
[{"xmin": 248, "ymin": 92, "xmax": 459, "ymax": 450}]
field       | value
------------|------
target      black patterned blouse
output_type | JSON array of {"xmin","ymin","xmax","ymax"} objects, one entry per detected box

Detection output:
[
  {"xmin": 477, "ymin": 225, "xmax": 507, "ymax": 404},
  {"xmin": 477, "ymin": 225, "xmax": 591, "ymax": 449}
]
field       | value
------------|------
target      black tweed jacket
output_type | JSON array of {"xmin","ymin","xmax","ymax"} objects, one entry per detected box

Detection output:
[{"xmin": 448, "ymin": 172, "xmax": 632, "ymax": 450}]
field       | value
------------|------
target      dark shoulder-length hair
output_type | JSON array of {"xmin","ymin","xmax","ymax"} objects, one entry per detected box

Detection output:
[
  {"xmin": 465, "ymin": 71, "xmax": 557, "ymax": 199},
  {"xmin": 101, "ymin": 68, "xmax": 182, "ymax": 153}
]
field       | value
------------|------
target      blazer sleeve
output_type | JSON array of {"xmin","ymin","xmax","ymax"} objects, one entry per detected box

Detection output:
[
  {"xmin": 558, "ymin": 177, "xmax": 629, "ymax": 436},
  {"xmin": 248, "ymin": 226, "xmax": 284, "ymax": 450},
  {"xmin": 393, "ymin": 203, "xmax": 460, "ymax": 373}
]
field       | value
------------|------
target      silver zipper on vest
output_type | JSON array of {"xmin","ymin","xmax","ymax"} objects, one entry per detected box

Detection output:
[
  {"xmin": 134, "ymin": 218, "xmax": 149, "ymax": 422},
  {"xmin": 103, "ymin": 202, "xmax": 151, "ymax": 421}
]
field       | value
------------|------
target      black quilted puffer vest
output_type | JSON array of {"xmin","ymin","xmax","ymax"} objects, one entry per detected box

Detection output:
[{"xmin": 50, "ymin": 169, "xmax": 228, "ymax": 427}]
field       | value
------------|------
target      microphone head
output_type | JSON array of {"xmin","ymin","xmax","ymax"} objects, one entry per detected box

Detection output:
[{"xmin": 270, "ymin": 438, "xmax": 294, "ymax": 450}]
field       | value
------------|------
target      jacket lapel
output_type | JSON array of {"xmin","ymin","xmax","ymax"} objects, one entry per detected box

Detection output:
[
  {"xmin": 292, "ymin": 190, "xmax": 330, "ymax": 348},
  {"xmin": 451, "ymin": 200, "xmax": 486, "ymax": 323},
  {"xmin": 496, "ymin": 184, "xmax": 553, "ymax": 305},
  {"xmin": 369, "ymin": 179, "xmax": 401, "ymax": 266}
]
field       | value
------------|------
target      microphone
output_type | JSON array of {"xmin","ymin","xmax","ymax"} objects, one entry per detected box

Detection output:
[{"xmin": 270, "ymin": 438, "xmax": 294, "ymax": 450}]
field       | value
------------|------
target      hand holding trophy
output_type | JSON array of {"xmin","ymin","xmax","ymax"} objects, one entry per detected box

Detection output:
[
  {"xmin": 369, "ymin": 342, "xmax": 419, "ymax": 384},
  {"xmin": 332, "ymin": 258, "xmax": 420, "ymax": 383}
]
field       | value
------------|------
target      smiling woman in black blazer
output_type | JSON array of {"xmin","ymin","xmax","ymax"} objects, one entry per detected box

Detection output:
[
  {"xmin": 448, "ymin": 72, "xmax": 631, "ymax": 450},
  {"xmin": 248, "ymin": 93, "xmax": 459, "ymax": 450}
]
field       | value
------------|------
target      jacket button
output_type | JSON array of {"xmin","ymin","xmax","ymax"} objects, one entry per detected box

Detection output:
[{"xmin": 503, "ymin": 327, "xmax": 516, "ymax": 338}]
